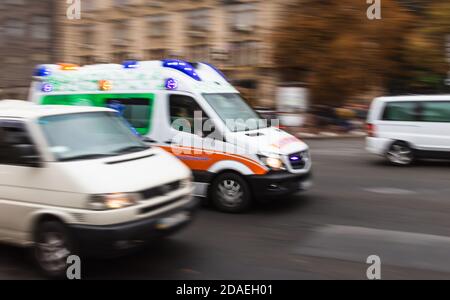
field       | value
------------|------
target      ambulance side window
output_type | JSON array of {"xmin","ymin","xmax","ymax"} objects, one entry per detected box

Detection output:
[{"xmin": 169, "ymin": 95, "xmax": 209, "ymax": 135}]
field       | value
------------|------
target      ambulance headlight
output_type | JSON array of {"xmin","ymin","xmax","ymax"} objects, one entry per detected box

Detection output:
[
  {"xmin": 88, "ymin": 193, "xmax": 140, "ymax": 210},
  {"xmin": 258, "ymin": 153, "xmax": 285, "ymax": 171}
]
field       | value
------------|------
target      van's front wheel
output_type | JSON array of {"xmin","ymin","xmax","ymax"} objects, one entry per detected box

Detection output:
[
  {"xmin": 33, "ymin": 220, "xmax": 75, "ymax": 279},
  {"xmin": 211, "ymin": 173, "xmax": 252, "ymax": 213}
]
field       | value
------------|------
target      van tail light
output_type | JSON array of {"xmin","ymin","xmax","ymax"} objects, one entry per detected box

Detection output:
[{"xmin": 367, "ymin": 123, "xmax": 376, "ymax": 137}]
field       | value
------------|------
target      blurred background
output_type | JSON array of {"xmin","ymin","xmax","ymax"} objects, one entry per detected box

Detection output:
[{"xmin": 0, "ymin": 0, "xmax": 449, "ymax": 135}]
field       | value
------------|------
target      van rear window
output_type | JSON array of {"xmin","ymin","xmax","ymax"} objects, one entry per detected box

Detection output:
[{"xmin": 382, "ymin": 102, "xmax": 419, "ymax": 122}]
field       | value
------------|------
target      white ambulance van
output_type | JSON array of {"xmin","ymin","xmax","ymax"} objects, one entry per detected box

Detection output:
[
  {"xmin": 30, "ymin": 60, "xmax": 313, "ymax": 213},
  {"xmin": 0, "ymin": 100, "xmax": 195, "ymax": 277}
]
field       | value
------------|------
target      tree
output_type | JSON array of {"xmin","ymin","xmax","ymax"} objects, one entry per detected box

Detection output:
[
  {"xmin": 401, "ymin": 2, "xmax": 450, "ymax": 93},
  {"xmin": 274, "ymin": 0, "xmax": 414, "ymax": 105}
]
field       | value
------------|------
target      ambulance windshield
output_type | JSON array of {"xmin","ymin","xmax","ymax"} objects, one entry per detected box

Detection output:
[{"xmin": 202, "ymin": 93, "xmax": 268, "ymax": 132}]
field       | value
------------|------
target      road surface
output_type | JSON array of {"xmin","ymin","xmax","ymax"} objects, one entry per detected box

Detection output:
[{"xmin": 2, "ymin": 138, "xmax": 450, "ymax": 279}]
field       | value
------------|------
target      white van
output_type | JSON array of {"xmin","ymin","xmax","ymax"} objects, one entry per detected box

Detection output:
[
  {"xmin": 0, "ymin": 101, "xmax": 196, "ymax": 277},
  {"xmin": 367, "ymin": 95, "xmax": 450, "ymax": 165},
  {"xmin": 30, "ymin": 60, "xmax": 313, "ymax": 213}
]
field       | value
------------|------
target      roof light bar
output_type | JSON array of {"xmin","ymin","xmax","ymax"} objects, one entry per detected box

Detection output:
[
  {"xmin": 59, "ymin": 63, "xmax": 79, "ymax": 71},
  {"xmin": 33, "ymin": 66, "xmax": 52, "ymax": 77},
  {"xmin": 123, "ymin": 60, "xmax": 139, "ymax": 69},
  {"xmin": 162, "ymin": 59, "xmax": 201, "ymax": 81}
]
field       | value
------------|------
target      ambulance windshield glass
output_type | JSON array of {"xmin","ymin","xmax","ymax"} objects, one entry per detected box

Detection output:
[
  {"xmin": 203, "ymin": 93, "xmax": 268, "ymax": 132},
  {"xmin": 39, "ymin": 112, "xmax": 149, "ymax": 161}
]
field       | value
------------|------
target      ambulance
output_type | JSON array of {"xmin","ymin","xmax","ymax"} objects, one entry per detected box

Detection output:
[{"xmin": 30, "ymin": 60, "xmax": 313, "ymax": 213}]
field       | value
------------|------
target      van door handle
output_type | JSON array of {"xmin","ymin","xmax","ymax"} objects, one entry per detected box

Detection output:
[{"xmin": 164, "ymin": 140, "xmax": 173, "ymax": 145}]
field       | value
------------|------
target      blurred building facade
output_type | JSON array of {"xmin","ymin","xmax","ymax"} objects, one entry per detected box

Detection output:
[
  {"xmin": 0, "ymin": 0, "xmax": 59, "ymax": 99},
  {"xmin": 1, "ymin": 0, "xmax": 295, "ymax": 106}
]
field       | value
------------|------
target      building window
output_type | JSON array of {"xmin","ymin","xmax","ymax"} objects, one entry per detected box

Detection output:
[
  {"xmin": 4, "ymin": 19, "xmax": 26, "ymax": 37},
  {"xmin": 147, "ymin": 49, "xmax": 167, "ymax": 60},
  {"xmin": 31, "ymin": 16, "xmax": 51, "ymax": 40},
  {"xmin": 187, "ymin": 9, "xmax": 210, "ymax": 32},
  {"xmin": 188, "ymin": 44, "xmax": 209, "ymax": 62},
  {"xmin": 80, "ymin": 55, "xmax": 96, "ymax": 65},
  {"xmin": 83, "ymin": 0, "xmax": 97, "ymax": 11},
  {"xmin": 81, "ymin": 25, "xmax": 95, "ymax": 47},
  {"xmin": 229, "ymin": 3, "xmax": 258, "ymax": 32},
  {"xmin": 113, "ymin": 52, "xmax": 129, "ymax": 63},
  {"xmin": 147, "ymin": 15, "xmax": 168, "ymax": 38},
  {"xmin": 112, "ymin": 21, "xmax": 129, "ymax": 43},
  {"xmin": 230, "ymin": 41, "xmax": 260, "ymax": 66}
]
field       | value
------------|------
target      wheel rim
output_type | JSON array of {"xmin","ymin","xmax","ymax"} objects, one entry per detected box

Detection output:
[
  {"xmin": 387, "ymin": 145, "xmax": 413, "ymax": 165},
  {"xmin": 36, "ymin": 231, "xmax": 71, "ymax": 273},
  {"xmin": 217, "ymin": 179, "xmax": 244, "ymax": 208}
]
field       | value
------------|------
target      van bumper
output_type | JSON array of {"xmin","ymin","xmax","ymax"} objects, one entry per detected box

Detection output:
[
  {"xmin": 247, "ymin": 171, "xmax": 313, "ymax": 199},
  {"xmin": 68, "ymin": 198, "xmax": 199, "ymax": 257},
  {"xmin": 366, "ymin": 137, "xmax": 392, "ymax": 156}
]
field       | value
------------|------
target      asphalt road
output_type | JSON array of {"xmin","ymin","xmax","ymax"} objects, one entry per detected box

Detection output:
[{"xmin": 2, "ymin": 138, "xmax": 450, "ymax": 279}]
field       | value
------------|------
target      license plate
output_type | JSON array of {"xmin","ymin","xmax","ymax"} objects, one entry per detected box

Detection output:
[{"xmin": 156, "ymin": 212, "xmax": 190, "ymax": 230}]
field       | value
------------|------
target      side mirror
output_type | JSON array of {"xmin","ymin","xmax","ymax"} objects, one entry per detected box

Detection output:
[{"xmin": 14, "ymin": 144, "xmax": 42, "ymax": 168}]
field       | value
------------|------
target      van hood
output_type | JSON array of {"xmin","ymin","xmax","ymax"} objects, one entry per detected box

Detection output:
[
  {"xmin": 53, "ymin": 148, "xmax": 191, "ymax": 195},
  {"xmin": 228, "ymin": 127, "xmax": 309, "ymax": 156}
]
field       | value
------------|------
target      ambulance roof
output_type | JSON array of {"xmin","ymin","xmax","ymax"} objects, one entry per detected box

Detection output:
[
  {"xmin": 31, "ymin": 60, "xmax": 239, "ymax": 95},
  {"xmin": 0, "ymin": 100, "xmax": 113, "ymax": 119}
]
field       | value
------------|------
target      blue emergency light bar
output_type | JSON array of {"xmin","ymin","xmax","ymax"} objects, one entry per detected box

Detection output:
[
  {"xmin": 33, "ymin": 66, "xmax": 52, "ymax": 77},
  {"xmin": 162, "ymin": 59, "xmax": 201, "ymax": 81},
  {"xmin": 123, "ymin": 60, "xmax": 139, "ymax": 69}
]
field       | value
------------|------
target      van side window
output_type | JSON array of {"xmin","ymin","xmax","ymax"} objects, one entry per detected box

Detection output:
[
  {"xmin": 105, "ymin": 98, "xmax": 152, "ymax": 134},
  {"xmin": 382, "ymin": 102, "xmax": 420, "ymax": 122},
  {"xmin": 169, "ymin": 95, "xmax": 209, "ymax": 134},
  {"xmin": 421, "ymin": 102, "xmax": 450, "ymax": 123},
  {"xmin": 0, "ymin": 122, "xmax": 35, "ymax": 166}
]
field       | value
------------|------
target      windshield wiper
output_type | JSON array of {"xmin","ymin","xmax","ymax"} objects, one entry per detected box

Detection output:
[
  {"xmin": 113, "ymin": 145, "xmax": 150, "ymax": 155},
  {"xmin": 60, "ymin": 154, "xmax": 114, "ymax": 162}
]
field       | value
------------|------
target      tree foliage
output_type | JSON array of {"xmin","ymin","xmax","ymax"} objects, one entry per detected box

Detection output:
[
  {"xmin": 401, "ymin": 2, "xmax": 450, "ymax": 93},
  {"xmin": 274, "ymin": 0, "xmax": 417, "ymax": 105}
]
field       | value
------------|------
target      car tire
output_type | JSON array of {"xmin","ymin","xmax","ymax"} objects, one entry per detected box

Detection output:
[
  {"xmin": 210, "ymin": 172, "xmax": 252, "ymax": 213},
  {"xmin": 32, "ymin": 220, "xmax": 76, "ymax": 279},
  {"xmin": 386, "ymin": 141, "xmax": 414, "ymax": 166}
]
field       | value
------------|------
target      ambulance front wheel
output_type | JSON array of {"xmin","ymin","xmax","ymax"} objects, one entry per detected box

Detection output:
[{"xmin": 211, "ymin": 172, "xmax": 252, "ymax": 213}]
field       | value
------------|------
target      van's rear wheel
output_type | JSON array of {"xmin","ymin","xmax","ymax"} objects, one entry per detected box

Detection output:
[
  {"xmin": 386, "ymin": 142, "xmax": 414, "ymax": 166},
  {"xmin": 33, "ymin": 220, "xmax": 75, "ymax": 279},
  {"xmin": 211, "ymin": 173, "xmax": 251, "ymax": 213}
]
